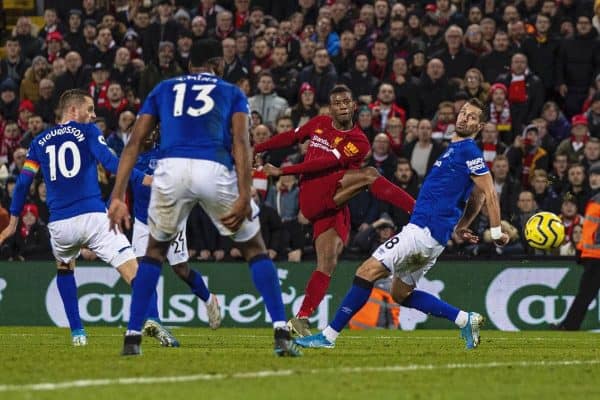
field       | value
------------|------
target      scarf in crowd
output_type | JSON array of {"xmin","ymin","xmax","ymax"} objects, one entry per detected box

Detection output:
[
  {"xmin": 521, "ymin": 145, "xmax": 547, "ymax": 187},
  {"xmin": 482, "ymin": 142, "xmax": 499, "ymax": 169},
  {"xmin": 508, "ymin": 74, "xmax": 527, "ymax": 103},
  {"xmin": 489, "ymin": 100, "xmax": 512, "ymax": 133},
  {"xmin": 89, "ymin": 80, "xmax": 109, "ymax": 107}
]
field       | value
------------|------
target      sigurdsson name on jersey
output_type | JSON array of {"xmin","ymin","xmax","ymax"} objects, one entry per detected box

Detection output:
[{"xmin": 38, "ymin": 126, "xmax": 85, "ymax": 147}]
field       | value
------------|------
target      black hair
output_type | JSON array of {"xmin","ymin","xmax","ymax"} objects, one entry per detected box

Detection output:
[
  {"xmin": 329, "ymin": 84, "xmax": 353, "ymax": 100},
  {"xmin": 467, "ymin": 98, "xmax": 488, "ymax": 122}
]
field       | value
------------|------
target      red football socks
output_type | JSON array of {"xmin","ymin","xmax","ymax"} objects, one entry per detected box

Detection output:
[
  {"xmin": 370, "ymin": 176, "xmax": 416, "ymax": 214},
  {"xmin": 297, "ymin": 270, "xmax": 331, "ymax": 318}
]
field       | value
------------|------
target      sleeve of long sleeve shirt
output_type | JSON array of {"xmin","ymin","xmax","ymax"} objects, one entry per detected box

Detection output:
[{"xmin": 9, "ymin": 144, "xmax": 39, "ymax": 217}]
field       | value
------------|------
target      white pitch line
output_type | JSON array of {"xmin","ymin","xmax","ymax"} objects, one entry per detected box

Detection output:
[{"xmin": 0, "ymin": 359, "xmax": 598, "ymax": 393}]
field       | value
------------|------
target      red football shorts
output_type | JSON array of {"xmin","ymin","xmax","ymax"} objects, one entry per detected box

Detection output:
[{"xmin": 299, "ymin": 170, "xmax": 351, "ymax": 244}]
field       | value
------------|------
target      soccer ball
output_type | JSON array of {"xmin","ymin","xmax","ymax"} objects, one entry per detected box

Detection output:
[{"xmin": 524, "ymin": 211, "xmax": 566, "ymax": 250}]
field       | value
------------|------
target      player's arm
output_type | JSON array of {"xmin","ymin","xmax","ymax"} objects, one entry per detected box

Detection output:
[
  {"xmin": 221, "ymin": 111, "xmax": 253, "ymax": 231},
  {"xmin": 0, "ymin": 151, "xmax": 38, "ymax": 244},
  {"xmin": 87, "ymin": 125, "xmax": 149, "ymax": 188},
  {"xmin": 109, "ymin": 114, "xmax": 156, "ymax": 232},
  {"xmin": 472, "ymin": 172, "xmax": 509, "ymax": 246},
  {"xmin": 253, "ymin": 121, "xmax": 312, "ymax": 153},
  {"xmin": 454, "ymin": 186, "xmax": 485, "ymax": 243}
]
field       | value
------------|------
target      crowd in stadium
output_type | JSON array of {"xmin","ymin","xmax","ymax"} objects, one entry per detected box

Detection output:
[{"xmin": 0, "ymin": 0, "xmax": 598, "ymax": 261}]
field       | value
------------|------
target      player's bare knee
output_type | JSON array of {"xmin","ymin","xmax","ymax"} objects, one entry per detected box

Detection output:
[
  {"xmin": 117, "ymin": 259, "xmax": 139, "ymax": 285},
  {"xmin": 172, "ymin": 262, "xmax": 189, "ymax": 280},
  {"xmin": 356, "ymin": 257, "xmax": 388, "ymax": 282},
  {"xmin": 239, "ymin": 232, "xmax": 267, "ymax": 261},
  {"xmin": 391, "ymin": 279, "xmax": 414, "ymax": 304}
]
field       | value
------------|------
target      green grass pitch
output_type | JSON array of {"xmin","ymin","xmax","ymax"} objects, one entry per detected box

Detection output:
[{"xmin": 1, "ymin": 327, "xmax": 599, "ymax": 400}]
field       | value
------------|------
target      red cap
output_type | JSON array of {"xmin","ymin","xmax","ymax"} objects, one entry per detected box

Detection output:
[
  {"xmin": 21, "ymin": 204, "xmax": 39, "ymax": 219},
  {"xmin": 19, "ymin": 99, "xmax": 35, "ymax": 112},
  {"xmin": 490, "ymin": 83, "xmax": 508, "ymax": 95},
  {"xmin": 299, "ymin": 82, "xmax": 316, "ymax": 96},
  {"xmin": 46, "ymin": 31, "xmax": 63, "ymax": 42},
  {"xmin": 425, "ymin": 4, "xmax": 437, "ymax": 12},
  {"xmin": 571, "ymin": 114, "xmax": 588, "ymax": 127}
]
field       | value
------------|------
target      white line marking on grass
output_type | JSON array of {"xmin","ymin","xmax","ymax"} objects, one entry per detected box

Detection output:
[{"xmin": 0, "ymin": 359, "xmax": 598, "ymax": 393}]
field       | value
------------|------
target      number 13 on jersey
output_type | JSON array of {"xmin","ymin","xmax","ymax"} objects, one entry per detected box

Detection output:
[{"xmin": 172, "ymin": 83, "xmax": 216, "ymax": 117}]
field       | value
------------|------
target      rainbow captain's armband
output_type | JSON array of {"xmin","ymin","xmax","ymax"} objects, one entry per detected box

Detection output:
[{"xmin": 22, "ymin": 160, "xmax": 40, "ymax": 176}]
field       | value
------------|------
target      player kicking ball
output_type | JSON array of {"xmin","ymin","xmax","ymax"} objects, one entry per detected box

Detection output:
[
  {"xmin": 0, "ymin": 90, "xmax": 176, "ymax": 347},
  {"xmin": 131, "ymin": 128, "xmax": 222, "ymax": 337},
  {"xmin": 294, "ymin": 98, "xmax": 509, "ymax": 350},
  {"xmin": 109, "ymin": 39, "xmax": 301, "ymax": 357},
  {"xmin": 255, "ymin": 84, "xmax": 415, "ymax": 337}
]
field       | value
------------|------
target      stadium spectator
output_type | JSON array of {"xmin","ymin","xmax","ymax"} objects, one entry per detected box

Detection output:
[
  {"xmin": 557, "ymin": 15, "xmax": 600, "ymax": 117},
  {"xmin": 249, "ymin": 72, "xmax": 289, "ymax": 126},
  {"xmin": 463, "ymin": 24, "xmax": 491, "ymax": 57},
  {"xmin": 88, "ymin": 63, "xmax": 110, "ymax": 107},
  {"xmin": 369, "ymin": 83, "xmax": 406, "ymax": 132},
  {"xmin": 340, "ymin": 52, "xmax": 379, "ymax": 106},
  {"xmin": 463, "ymin": 68, "xmax": 489, "ymax": 104},
  {"xmin": 522, "ymin": 13, "xmax": 560, "ymax": 100},
  {"xmin": 106, "ymin": 110, "xmax": 136, "ymax": 157},
  {"xmin": 511, "ymin": 190, "xmax": 540, "ymax": 254},
  {"xmin": 265, "ymin": 175, "xmax": 303, "ymax": 262},
  {"xmin": 138, "ymin": 41, "xmax": 182, "ymax": 102},
  {"xmin": 556, "ymin": 114, "xmax": 590, "ymax": 163},
  {"xmin": 249, "ymin": 37, "xmax": 272, "ymax": 77},
  {"xmin": 19, "ymin": 56, "xmax": 50, "ymax": 103},
  {"xmin": 19, "ymin": 115, "xmax": 44, "ymax": 149},
  {"xmin": 0, "ymin": 79, "xmax": 19, "ymax": 121},
  {"xmin": 487, "ymin": 83, "xmax": 512, "ymax": 143},
  {"xmin": 288, "ymin": 83, "xmax": 318, "ymax": 128},
  {"xmin": 369, "ymin": 39, "xmax": 391, "ymax": 82},
  {"xmin": 54, "ymin": 52, "xmax": 90, "ymax": 95},
  {"xmin": 385, "ymin": 116, "xmax": 403, "ymax": 156},
  {"xmin": 418, "ymin": 58, "xmax": 455, "ymax": 119},
  {"xmin": 0, "ymin": 37, "xmax": 30, "ymax": 86},
  {"xmin": 1, "ymin": 203, "xmax": 50, "ymax": 261},
  {"xmin": 507, "ymin": 124, "xmax": 550, "ymax": 188},
  {"xmin": 382, "ymin": 158, "xmax": 419, "ymax": 229},
  {"xmin": 542, "ymin": 100, "xmax": 571, "ymax": 141},
  {"xmin": 531, "ymin": 169, "xmax": 562, "ymax": 214},
  {"xmin": 296, "ymin": 46, "xmax": 337, "ymax": 105},
  {"xmin": 585, "ymin": 92, "xmax": 600, "ymax": 137},
  {"xmin": 142, "ymin": 0, "xmax": 180, "ymax": 64},
  {"xmin": 477, "ymin": 30, "xmax": 512, "ymax": 84},
  {"xmin": 270, "ymin": 45, "xmax": 297, "ymax": 102},
  {"xmin": 368, "ymin": 133, "xmax": 397, "ymax": 181},
  {"xmin": 432, "ymin": 25, "xmax": 477, "ymax": 80},
  {"xmin": 222, "ymin": 37, "xmax": 249, "ymax": 84},
  {"xmin": 13, "ymin": 17, "xmax": 42, "ymax": 61},
  {"xmin": 34, "ymin": 78, "xmax": 57, "ymax": 124},
  {"xmin": 352, "ymin": 217, "xmax": 397, "ymax": 254},
  {"xmin": 582, "ymin": 137, "xmax": 600, "ymax": 172},
  {"xmin": 492, "ymin": 155, "xmax": 521, "ymax": 221},
  {"xmin": 403, "ymin": 119, "xmax": 445, "ymax": 181},
  {"xmin": 431, "ymin": 101, "xmax": 456, "ymax": 143},
  {"xmin": 563, "ymin": 164, "xmax": 591, "ymax": 214},
  {"xmin": 478, "ymin": 123, "xmax": 507, "ymax": 169},
  {"xmin": 63, "ymin": 10, "xmax": 85, "ymax": 55}
]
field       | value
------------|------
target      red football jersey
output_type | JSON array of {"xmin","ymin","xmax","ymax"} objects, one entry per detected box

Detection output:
[{"xmin": 291, "ymin": 115, "xmax": 370, "ymax": 183}]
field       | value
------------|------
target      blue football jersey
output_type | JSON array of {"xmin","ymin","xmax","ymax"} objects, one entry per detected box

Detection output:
[
  {"xmin": 139, "ymin": 73, "xmax": 249, "ymax": 170},
  {"xmin": 10, "ymin": 121, "xmax": 144, "ymax": 222},
  {"xmin": 131, "ymin": 148, "xmax": 161, "ymax": 225},
  {"xmin": 410, "ymin": 138, "xmax": 489, "ymax": 244}
]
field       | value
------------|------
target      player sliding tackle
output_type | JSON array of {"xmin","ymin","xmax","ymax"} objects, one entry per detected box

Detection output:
[
  {"xmin": 254, "ymin": 84, "xmax": 416, "ymax": 337},
  {"xmin": 294, "ymin": 98, "xmax": 509, "ymax": 350},
  {"xmin": 109, "ymin": 39, "xmax": 301, "ymax": 356},
  {"xmin": 0, "ymin": 89, "xmax": 177, "ymax": 347}
]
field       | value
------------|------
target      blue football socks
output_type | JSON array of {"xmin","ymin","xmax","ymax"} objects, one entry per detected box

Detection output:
[
  {"xmin": 184, "ymin": 269, "xmax": 211, "ymax": 302},
  {"xmin": 145, "ymin": 290, "xmax": 160, "ymax": 321},
  {"xmin": 128, "ymin": 257, "xmax": 162, "ymax": 333},
  {"xmin": 249, "ymin": 254, "xmax": 286, "ymax": 327},
  {"xmin": 402, "ymin": 289, "xmax": 460, "ymax": 321},
  {"xmin": 56, "ymin": 269, "xmax": 83, "ymax": 332},
  {"xmin": 330, "ymin": 277, "xmax": 373, "ymax": 332}
]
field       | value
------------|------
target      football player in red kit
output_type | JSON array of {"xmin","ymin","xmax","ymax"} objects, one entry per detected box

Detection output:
[{"xmin": 254, "ymin": 84, "xmax": 415, "ymax": 336}]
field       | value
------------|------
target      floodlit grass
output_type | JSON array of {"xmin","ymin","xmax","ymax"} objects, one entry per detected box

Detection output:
[{"xmin": 1, "ymin": 327, "xmax": 599, "ymax": 400}]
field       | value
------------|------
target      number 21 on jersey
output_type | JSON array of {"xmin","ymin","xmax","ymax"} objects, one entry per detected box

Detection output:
[
  {"xmin": 172, "ymin": 83, "xmax": 216, "ymax": 117},
  {"xmin": 45, "ymin": 141, "xmax": 81, "ymax": 181}
]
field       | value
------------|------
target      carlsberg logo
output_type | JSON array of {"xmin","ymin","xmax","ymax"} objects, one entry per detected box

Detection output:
[{"xmin": 45, "ymin": 267, "xmax": 331, "ymax": 329}]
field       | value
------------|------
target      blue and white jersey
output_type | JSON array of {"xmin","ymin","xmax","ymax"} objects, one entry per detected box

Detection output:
[
  {"xmin": 132, "ymin": 147, "xmax": 160, "ymax": 224},
  {"xmin": 10, "ymin": 121, "xmax": 145, "ymax": 222},
  {"xmin": 139, "ymin": 73, "xmax": 249, "ymax": 170},
  {"xmin": 410, "ymin": 138, "xmax": 489, "ymax": 244}
]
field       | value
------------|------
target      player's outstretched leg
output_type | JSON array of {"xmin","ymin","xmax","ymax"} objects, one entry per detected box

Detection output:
[
  {"xmin": 122, "ymin": 257, "xmax": 163, "ymax": 356},
  {"xmin": 172, "ymin": 262, "xmax": 221, "ymax": 329},
  {"xmin": 142, "ymin": 290, "xmax": 180, "ymax": 347},
  {"xmin": 400, "ymin": 289, "xmax": 484, "ymax": 350},
  {"xmin": 56, "ymin": 268, "xmax": 86, "ymax": 346}
]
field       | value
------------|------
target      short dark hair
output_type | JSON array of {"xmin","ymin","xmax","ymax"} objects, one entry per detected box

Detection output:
[
  {"xmin": 190, "ymin": 39, "xmax": 223, "ymax": 68},
  {"xmin": 329, "ymin": 84, "xmax": 353, "ymax": 100},
  {"xmin": 58, "ymin": 89, "xmax": 92, "ymax": 114},
  {"xmin": 467, "ymin": 98, "xmax": 488, "ymax": 122}
]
